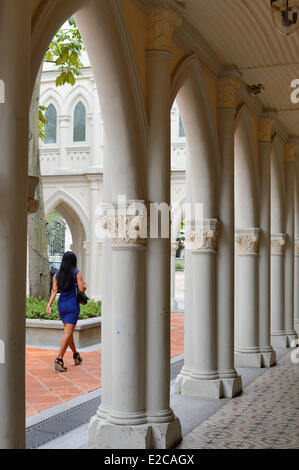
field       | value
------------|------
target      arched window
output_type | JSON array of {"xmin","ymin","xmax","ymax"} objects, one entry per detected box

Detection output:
[
  {"xmin": 73, "ymin": 101, "xmax": 86, "ymax": 142},
  {"xmin": 44, "ymin": 104, "xmax": 57, "ymax": 144},
  {"xmin": 179, "ymin": 115, "xmax": 185, "ymax": 137}
]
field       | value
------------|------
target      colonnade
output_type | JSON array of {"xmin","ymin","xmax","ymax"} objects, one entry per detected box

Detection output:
[{"xmin": 0, "ymin": 0, "xmax": 298, "ymax": 450}]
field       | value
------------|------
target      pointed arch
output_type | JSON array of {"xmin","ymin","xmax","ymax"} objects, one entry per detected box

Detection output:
[{"xmin": 234, "ymin": 104, "xmax": 260, "ymax": 228}]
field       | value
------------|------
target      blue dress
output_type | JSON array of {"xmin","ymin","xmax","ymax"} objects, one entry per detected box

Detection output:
[{"xmin": 56, "ymin": 269, "xmax": 80, "ymax": 325}]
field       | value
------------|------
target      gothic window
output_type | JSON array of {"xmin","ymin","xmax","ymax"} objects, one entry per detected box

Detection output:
[
  {"xmin": 44, "ymin": 103, "xmax": 57, "ymax": 144},
  {"xmin": 73, "ymin": 101, "xmax": 86, "ymax": 142}
]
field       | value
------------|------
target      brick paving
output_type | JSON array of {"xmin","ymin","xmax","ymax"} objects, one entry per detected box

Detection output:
[{"xmin": 26, "ymin": 313, "xmax": 184, "ymax": 418}]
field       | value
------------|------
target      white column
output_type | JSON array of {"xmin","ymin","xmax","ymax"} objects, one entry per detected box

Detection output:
[
  {"xmin": 271, "ymin": 234, "xmax": 287, "ymax": 347},
  {"xmin": 144, "ymin": 6, "xmax": 181, "ymax": 445},
  {"xmin": 216, "ymin": 76, "xmax": 242, "ymax": 395},
  {"xmin": 57, "ymin": 116, "xmax": 70, "ymax": 172},
  {"xmin": 235, "ymin": 229, "xmax": 262, "ymax": 367},
  {"xmin": 87, "ymin": 176, "xmax": 101, "ymax": 299},
  {"xmin": 257, "ymin": 116, "xmax": 276, "ymax": 366},
  {"xmin": 176, "ymin": 220, "xmax": 221, "ymax": 398},
  {"xmin": 0, "ymin": 0, "xmax": 31, "ymax": 448},
  {"xmin": 284, "ymin": 143, "xmax": 297, "ymax": 345},
  {"xmin": 171, "ymin": 242, "xmax": 178, "ymax": 312}
]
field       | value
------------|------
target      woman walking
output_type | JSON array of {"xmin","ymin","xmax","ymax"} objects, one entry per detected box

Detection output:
[{"xmin": 46, "ymin": 251, "xmax": 87, "ymax": 372}]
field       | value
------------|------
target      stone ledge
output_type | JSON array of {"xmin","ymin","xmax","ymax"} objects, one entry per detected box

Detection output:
[{"xmin": 26, "ymin": 318, "xmax": 101, "ymax": 348}]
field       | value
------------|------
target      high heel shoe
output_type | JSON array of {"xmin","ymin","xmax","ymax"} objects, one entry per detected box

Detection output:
[
  {"xmin": 54, "ymin": 358, "xmax": 67, "ymax": 372},
  {"xmin": 73, "ymin": 352, "xmax": 83, "ymax": 366}
]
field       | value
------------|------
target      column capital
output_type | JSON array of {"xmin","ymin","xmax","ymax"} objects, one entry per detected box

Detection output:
[
  {"xmin": 101, "ymin": 202, "xmax": 148, "ymax": 247},
  {"xmin": 284, "ymin": 142, "xmax": 297, "ymax": 162},
  {"xmin": 271, "ymin": 233, "xmax": 286, "ymax": 255},
  {"xmin": 295, "ymin": 239, "xmax": 299, "ymax": 257},
  {"xmin": 235, "ymin": 228, "xmax": 260, "ymax": 255},
  {"xmin": 146, "ymin": 6, "xmax": 182, "ymax": 52},
  {"xmin": 58, "ymin": 115, "xmax": 71, "ymax": 127},
  {"xmin": 185, "ymin": 218, "xmax": 219, "ymax": 252},
  {"xmin": 258, "ymin": 115, "xmax": 276, "ymax": 143},
  {"xmin": 217, "ymin": 77, "xmax": 240, "ymax": 110}
]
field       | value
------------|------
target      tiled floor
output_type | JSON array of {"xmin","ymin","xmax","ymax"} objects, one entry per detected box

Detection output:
[
  {"xmin": 26, "ymin": 313, "xmax": 184, "ymax": 418},
  {"xmin": 177, "ymin": 352, "xmax": 299, "ymax": 449}
]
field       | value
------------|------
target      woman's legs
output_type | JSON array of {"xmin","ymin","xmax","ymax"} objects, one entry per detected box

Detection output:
[
  {"xmin": 57, "ymin": 324, "xmax": 76, "ymax": 360},
  {"xmin": 68, "ymin": 333, "xmax": 77, "ymax": 355}
]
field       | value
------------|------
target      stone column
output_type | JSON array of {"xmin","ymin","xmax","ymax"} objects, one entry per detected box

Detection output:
[
  {"xmin": 81, "ymin": 241, "xmax": 90, "ymax": 291},
  {"xmin": 235, "ymin": 229, "xmax": 262, "ymax": 367},
  {"xmin": 257, "ymin": 115, "xmax": 276, "ymax": 366},
  {"xmin": 57, "ymin": 115, "xmax": 70, "ymax": 172},
  {"xmin": 87, "ymin": 176, "xmax": 101, "ymax": 299},
  {"xmin": 171, "ymin": 242, "xmax": 178, "ymax": 312},
  {"xmin": 176, "ymin": 220, "xmax": 222, "ymax": 398},
  {"xmin": 271, "ymin": 234, "xmax": 287, "ymax": 347},
  {"xmin": 284, "ymin": 143, "xmax": 297, "ymax": 345},
  {"xmin": 216, "ymin": 75, "xmax": 242, "ymax": 395},
  {"xmin": 89, "ymin": 208, "xmax": 149, "ymax": 448},
  {"xmin": 0, "ymin": 0, "xmax": 31, "ymax": 448},
  {"xmin": 145, "ymin": 5, "xmax": 182, "ymax": 444}
]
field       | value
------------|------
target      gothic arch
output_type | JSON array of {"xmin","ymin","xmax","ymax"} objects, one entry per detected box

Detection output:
[{"xmin": 234, "ymin": 104, "xmax": 260, "ymax": 228}]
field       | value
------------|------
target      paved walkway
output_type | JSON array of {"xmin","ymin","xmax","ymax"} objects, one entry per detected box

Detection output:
[
  {"xmin": 177, "ymin": 352, "xmax": 299, "ymax": 449},
  {"xmin": 26, "ymin": 313, "xmax": 184, "ymax": 418}
]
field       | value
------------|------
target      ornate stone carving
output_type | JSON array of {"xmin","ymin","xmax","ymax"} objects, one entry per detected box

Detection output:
[
  {"xmin": 258, "ymin": 118, "xmax": 276, "ymax": 143},
  {"xmin": 146, "ymin": 6, "xmax": 182, "ymax": 52},
  {"xmin": 271, "ymin": 234, "xmax": 286, "ymax": 255},
  {"xmin": 102, "ymin": 214, "xmax": 147, "ymax": 246},
  {"xmin": 284, "ymin": 143, "xmax": 296, "ymax": 162},
  {"xmin": 185, "ymin": 219, "xmax": 219, "ymax": 251},
  {"xmin": 217, "ymin": 77, "xmax": 240, "ymax": 110},
  {"xmin": 235, "ymin": 229, "xmax": 260, "ymax": 255}
]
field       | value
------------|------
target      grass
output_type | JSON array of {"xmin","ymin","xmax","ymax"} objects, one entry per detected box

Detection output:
[{"xmin": 26, "ymin": 296, "xmax": 101, "ymax": 320}]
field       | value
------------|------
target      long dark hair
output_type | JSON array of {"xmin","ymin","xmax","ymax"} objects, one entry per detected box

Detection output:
[{"xmin": 57, "ymin": 251, "xmax": 77, "ymax": 291}]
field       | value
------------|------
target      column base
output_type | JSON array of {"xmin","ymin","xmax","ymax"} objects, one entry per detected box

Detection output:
[
  {"xmin": 286, "ymin": 332, "xmax": 297, "ymax": 347},
  {"xmin": 88, "ymin": 415, "xmax": 182, "ymax": 449},
  {"xmin": 175, "ymin": 373, "xmax": 223, "ymax": 399},
  {"xmin": 175, "ymin": 372, "xmax": 242, "ymax": 399},
  {"xmin": 271, "ymin": 333, "xmax": 288, "ymax": 348},
  {"xmin": 261, "ymin": 350, "xmax": 276, "ymax": 367},
  {"xmin": 234, "ymin": 351, "xmax": 262, "ymax": 368}
]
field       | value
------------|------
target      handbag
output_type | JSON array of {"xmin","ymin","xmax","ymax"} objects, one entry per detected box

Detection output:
[{"xmin": 76, "ymin": 285, "xmax": 89, "ymax": 305}]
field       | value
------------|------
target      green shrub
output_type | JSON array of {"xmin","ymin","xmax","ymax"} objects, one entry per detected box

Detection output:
[
  {"xmin": 26, "ymin": 296, "xmax": 101, "ymax": 320},
  {"xmin": 175, "ymin": 262, "xmax": 184, "ymax": 271}
]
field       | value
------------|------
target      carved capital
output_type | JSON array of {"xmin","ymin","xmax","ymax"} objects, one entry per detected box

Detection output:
[
  {"xmin": 217, "ymin": 77, "xmax": 240, "ymax": 109},
  {"xmin": 271, "ymin": 234, "xmax": 286, "ymax": 255},
  {"xmin": 102, "ymin": 214, "xmax": 147, "ymax": 246},
  {"xmin": 185, "ymin": 219, "xmax": 219, "ymax": 251},
  {"xmin": 284, "ymin": 143, "xmax": 296, "ymax": 162},
  {"xmin": 295, "ymin": 239, "xmax": 299, "ymax": 256},
  {"xmin": 235, "ymin": 228, "xmax": 260, "ymax": 255},
  {"xmin": 146, "ymin": 6, "xmax": 182, "ymax": 52},
  {"xmin": 258, "ymin": 118, "xmax": 276, "ymax": 143}
]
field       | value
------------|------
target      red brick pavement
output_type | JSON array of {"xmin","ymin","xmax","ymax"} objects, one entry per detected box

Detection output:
[{"xmin": 26, "ymin": 313, "xmax": 184, "ymax": 418}]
